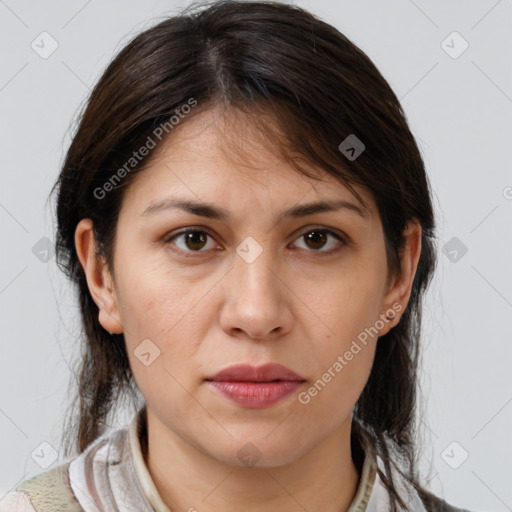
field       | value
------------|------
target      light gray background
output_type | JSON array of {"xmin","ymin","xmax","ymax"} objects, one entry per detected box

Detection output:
[{"xmin": 1, "ymin": 1, "xmax": 511, "ymax": 510}]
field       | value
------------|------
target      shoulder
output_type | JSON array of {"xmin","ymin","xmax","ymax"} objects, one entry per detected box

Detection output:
[
  {"xmin": 0, "ymin": 461, "xmax": 81, "ymax": 512},
  {"xmin": 417, "ymin": 486, "xmax": 474, "ymax": 512},
  {"xmin": 0, "ymin": 490, "xmax": 37, "ymax": 512}
]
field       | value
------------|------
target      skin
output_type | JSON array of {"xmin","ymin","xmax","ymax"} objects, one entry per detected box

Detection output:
[{"xmin": 75, "ymin": 107, "xmax": 422, "ymax": 512}]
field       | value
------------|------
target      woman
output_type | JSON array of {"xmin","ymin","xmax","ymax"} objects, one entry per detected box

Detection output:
[{"xmin": 0, "ymin": 1, "xmax": 474, "ymax": 511}]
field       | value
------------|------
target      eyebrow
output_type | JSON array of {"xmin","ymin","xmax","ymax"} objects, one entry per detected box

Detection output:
[{"xmin": 141, "ymin": 197, "xmax": 370, "ymax": 222}]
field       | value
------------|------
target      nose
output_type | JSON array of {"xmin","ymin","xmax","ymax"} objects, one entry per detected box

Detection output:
[{"xmin": 218, "ymin": 242, "xmax": 293, "ymax": 341}]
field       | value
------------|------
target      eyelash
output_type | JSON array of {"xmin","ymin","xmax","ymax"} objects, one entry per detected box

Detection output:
[{"xmin": 163, "ymin": 227, "xmax": 347, "ymax": 257}]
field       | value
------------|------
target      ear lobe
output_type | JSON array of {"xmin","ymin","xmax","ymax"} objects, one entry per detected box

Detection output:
[
  {"xmin": 379, "ymin": 219, "xmax": 422, "ymax": 336},
  {"xmin": 74, "ymin": 219, "xmax": 124, "ymax": 334}
]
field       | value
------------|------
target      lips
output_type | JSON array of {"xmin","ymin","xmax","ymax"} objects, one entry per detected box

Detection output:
[
  {"xmin": 205, "ymin": 363, "xmax": 306, "ymax": 409},
  {"xmin": 205, "ymin": 363, "xmax": 305, "ymax": 383}
]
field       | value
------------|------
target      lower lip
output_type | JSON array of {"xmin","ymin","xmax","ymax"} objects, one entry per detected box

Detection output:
[{"xmin": 206, "ymin": 380, "xmax": 304, "ymax": 408}]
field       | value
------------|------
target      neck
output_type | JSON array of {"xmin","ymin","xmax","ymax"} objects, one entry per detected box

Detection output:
[{"xmin": 143, "ymin": 409, "xmax": 362, "ymax": 512}]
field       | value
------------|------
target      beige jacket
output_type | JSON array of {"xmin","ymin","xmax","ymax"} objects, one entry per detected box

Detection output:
[{"xmin": 0, "ymin": 406, "xmax": 472, "ymax": 512}]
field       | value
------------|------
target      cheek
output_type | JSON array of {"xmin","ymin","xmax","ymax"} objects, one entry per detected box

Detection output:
[
  {"xmin": 297, "ymin": 259, "xmax": 383, "ymax": 403},
  {"xmin": 299, "ymin": 335, "xmax": 377, "ymax": 425},
  {"xmin": 114, "ymin": 257, "xmax": 214, "ymax": 371},
  {"xmin": 305, "ymin": 266, "xmax": 385, "ymax": 344},
  {"xmin": 121, "ymin": 285, "xmax": 205, "ymax": 419},
  {"xmin": 114, "ymin": 252, "xmax": 200, "ymax": 335}
]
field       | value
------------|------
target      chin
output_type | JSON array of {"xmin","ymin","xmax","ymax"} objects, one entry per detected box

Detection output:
[{"xmin": 206, "ymin": 433, "xmax": 309, "ymax": 470}]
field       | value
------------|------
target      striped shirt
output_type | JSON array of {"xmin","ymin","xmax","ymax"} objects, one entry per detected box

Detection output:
[{"xmin": 0, "ymin": 406, "xmax": 468, "ymax": 511}]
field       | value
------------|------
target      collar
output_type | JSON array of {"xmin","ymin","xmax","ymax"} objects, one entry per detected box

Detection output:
[
  {"xmin": 127, "ymin": 405, "xmax": 172, "ymax": 512},
  {"xmin": 127, "ymin": 405, "xmax": 380, "ymax": 512}
]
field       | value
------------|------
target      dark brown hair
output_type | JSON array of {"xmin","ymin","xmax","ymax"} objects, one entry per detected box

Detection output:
[{"xmin": 51, "ymin": 1, "xmax": 441, "ymax": 510}]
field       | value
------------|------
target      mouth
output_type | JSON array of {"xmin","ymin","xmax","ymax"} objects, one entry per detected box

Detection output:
[
  {"xmin": 205, "ymin": 380, "xmax": 305, "ymax": 408},
  {"xmin": 204, "ymin": 378, "xmax": 304, "ymax": 383},
  {"xmin": 204, "ymin": 363, "xmax": 306, "ymax": 408},
  {"xmin": 205, "ymin": 362, "xmax": 306, "ymax": 383}
]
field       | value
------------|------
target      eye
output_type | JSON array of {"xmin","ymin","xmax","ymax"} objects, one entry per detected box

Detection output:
[
  {"xmin": 291, "ymin": 228, "xmax": 345, "ymax": 253},
  {"xmin": 165, "ymin": 229, "xmax": 218, "ymax": 255},
  {"xmin": 164, "ymin": 227, "xmax": 346, "ymax": 256}
]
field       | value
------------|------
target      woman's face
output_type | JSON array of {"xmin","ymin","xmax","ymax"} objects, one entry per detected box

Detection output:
[{"xmin": 78, "ymin": 107, "xmax": 421, "ymax": 468}]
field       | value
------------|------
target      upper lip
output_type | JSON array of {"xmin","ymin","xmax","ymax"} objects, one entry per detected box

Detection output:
[{"xmin": 205, "ymin": 363, "xmax": 305, "ymax": 382}]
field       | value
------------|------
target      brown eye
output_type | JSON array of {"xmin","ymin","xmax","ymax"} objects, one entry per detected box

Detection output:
[
  {"xmin": 183, "ymin": 231, "xmax": 209, "ymax": 251},
  {"xmin": 293, "ymin": 229, "xmax": 344, "ymax": 252},
  {"xmin": 304, "ymin": 230, "xmax": 328, "ymax": 250},
  {"xmin": 166, "ymin": 229, "xmax": 217, "ymax": 253}
]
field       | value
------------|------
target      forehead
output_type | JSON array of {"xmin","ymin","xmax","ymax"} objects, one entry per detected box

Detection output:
[{"xmin": 122, "ymin": 107, "xmax": 375, "ymax": 218}]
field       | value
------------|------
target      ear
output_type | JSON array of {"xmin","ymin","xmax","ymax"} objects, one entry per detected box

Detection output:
[
  {"xmin": 378, "ymin": 219, "xmax": 422, "ymax": 337},
  {"xmin": 74, "ymin": 218, "xmax": 124, "ymax": 334}
]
